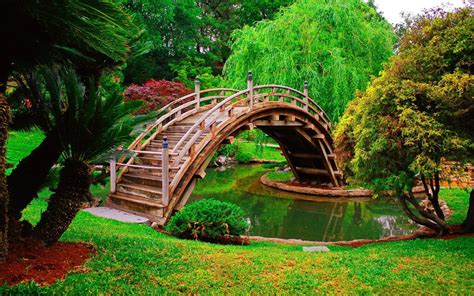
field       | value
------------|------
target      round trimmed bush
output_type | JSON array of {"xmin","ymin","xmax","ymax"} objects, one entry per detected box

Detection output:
[{"xmin": 166, "ymin": 199, "xmax": 249, "ymax": 242}]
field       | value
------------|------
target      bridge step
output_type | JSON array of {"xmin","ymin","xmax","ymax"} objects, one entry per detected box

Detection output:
[
  {"xmin": 136, "ymin": 156, "xmax": 186, "ymax": 166},
  {"xmin": 125, "ymin": 167, "xmax": 178, "ymax": 177},
  {"xmin": 117, "ymin": 183, "xmax": 163, "ymax": 200},
  {"xmin": 108, "ymin": 193, "xmax": 165, "ymax": 220},
  {"xmin": 122, "ymin": 173, "xmax": 169, "ymax": 187}
]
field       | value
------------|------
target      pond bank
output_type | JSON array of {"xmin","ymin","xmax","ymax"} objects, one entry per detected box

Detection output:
[{"xmin": 260, "ymin": 173, "xmax": 372, "ymax": 198}]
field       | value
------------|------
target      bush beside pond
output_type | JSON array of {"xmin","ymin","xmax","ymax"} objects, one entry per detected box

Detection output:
[{"xmin": 166, "ymin": 199, "xmax": 249, "ymax": 243}]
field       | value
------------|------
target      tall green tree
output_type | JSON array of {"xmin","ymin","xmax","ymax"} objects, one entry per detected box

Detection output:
[
  {"xmin": 197, "ymin": 0, "xmax": 295, "ymax": 71},
  {"xmin": 334, "ymin": 6, "xmax": 474, "ymax": 234},
  {"xmin": 224, "ymin": 0, "xmax": 395, "ymax": 121},
  {"xmin": 121, "ymin": 0, "xmax": 201, "ymax": 83}
]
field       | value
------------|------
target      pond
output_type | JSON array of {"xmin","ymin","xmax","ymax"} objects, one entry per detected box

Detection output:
[{"xmin": 188, "ymin": 164, "xmax": 418, "ymax": 242}]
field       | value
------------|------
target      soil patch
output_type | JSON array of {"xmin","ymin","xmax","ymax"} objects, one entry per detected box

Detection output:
[{"xmin": 0, "ymin": 240, "xmax": 95, "ymax": 286}]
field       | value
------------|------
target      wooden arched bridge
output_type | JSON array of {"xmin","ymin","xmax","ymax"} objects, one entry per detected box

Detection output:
[{"xmin": 107, "ymin": 73, "xmax": 343, "ymax": 225}]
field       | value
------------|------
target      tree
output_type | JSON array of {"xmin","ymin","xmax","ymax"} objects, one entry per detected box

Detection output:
[
  {"xmin": 2, "ymin": 0, "xmax": 141, "ymax": 241},
  {"xmin": 197, "ymin": 0, "xmax": 295, "ymax": 72},
  {"xmin": 121, "ymin": 0, "xmax": 294, "ymax": 84},
  {"xmin": 224, "ymin": 0, "xmax": 396, "ymax": 122},
  {"xmin": 334, "ymin": 6, "xmax": 474, "ymax": 235},
  {"xmin": 121, "ymin": 0, "xmax": 201, "ymax": 83},
  {"xmin": 29, "ymin": 68, "xmax": 144, "ymax": 244},
  {"xmin": 0, "ymin": 95, "xmax": 10, "ymax": 262},
  {"xmin": 0, "ymin": 0, "xmax": 140, "ymax": 256}
]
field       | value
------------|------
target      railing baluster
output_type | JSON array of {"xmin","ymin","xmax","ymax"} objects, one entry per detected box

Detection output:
[
  {"xmin": 247, "ymin": 71, "xmax": 253, "ymax": 110},
  {"xmin": 195, "ymin": 77, "xmax": 200, "ymax": 111},
  {"xmin": 304, "ymin": 81, "xmax": 309, "ymax": 111},
  {"xmin": 110, "ymin": 154, "xmax": 116, "ymax": 193},
  {"xmin": 162, "ymin": 137, "xmax": 169, "ymax": 206}
]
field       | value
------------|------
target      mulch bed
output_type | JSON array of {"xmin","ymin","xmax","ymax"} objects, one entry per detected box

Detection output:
[{"xmin": 0, "ymin": 240, "xmax": 95, "ymax": 286}]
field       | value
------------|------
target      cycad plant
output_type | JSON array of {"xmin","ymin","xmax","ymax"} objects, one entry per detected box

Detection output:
[{"xmin": 31, "ymin": 68, "xmax": 144, "ymax": 244}]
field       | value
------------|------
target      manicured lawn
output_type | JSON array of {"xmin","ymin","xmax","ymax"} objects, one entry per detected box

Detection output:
[
  {"xmin": 2, "ymin": 191, "xmax": 473, "ymax": 294},
  {"xmin": 2, "ymin": 131, "xmax": 473, "ymax": 294}
]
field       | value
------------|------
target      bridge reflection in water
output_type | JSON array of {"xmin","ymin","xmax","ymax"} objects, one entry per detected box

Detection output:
[{"xmin": 189, "ymin": 165, "xmax": 417, "ymax": 242}]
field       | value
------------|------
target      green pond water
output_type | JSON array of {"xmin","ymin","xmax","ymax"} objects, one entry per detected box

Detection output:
[{"xmin": 189, "ymin": 164, "xmax": 418, "ymax": 242}]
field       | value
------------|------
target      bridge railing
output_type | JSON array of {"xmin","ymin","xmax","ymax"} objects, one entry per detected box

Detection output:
[
  {"xmin": 112, "ymin": 86, "xmax": 239, "ymax": 186},
  {"xmin": 167, "ymin": 73, "xmax": 334, "ymax": 197}
]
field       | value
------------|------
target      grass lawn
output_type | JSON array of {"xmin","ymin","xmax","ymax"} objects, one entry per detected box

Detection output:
[{"xmin": 2, "ymin": 131, "xmax": 473, "ymax": 294}]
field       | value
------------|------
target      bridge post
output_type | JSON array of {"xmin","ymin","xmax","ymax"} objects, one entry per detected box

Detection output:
[
  {"xmin": 162, "ymin": 137, "xmax": 169, "ymax": 206},
  {"xmin": 195, "ymin": 77, "xmax": 200, "ymax": 111},
  {"xmin": 304, "ymin": 81, "xmax": 309, "ymax": 111},
  {"xmin": 110, "ymin": 153, "xmax": 116, "ymax": 193},
  {"xmin": 247, "ymin": 71, "xmax": 253, "ymax": 110}
]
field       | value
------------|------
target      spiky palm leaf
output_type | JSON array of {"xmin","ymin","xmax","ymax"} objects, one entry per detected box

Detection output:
[{"xmin": 35, "ymin": 67, "xmax": 148, "ymax": 163}]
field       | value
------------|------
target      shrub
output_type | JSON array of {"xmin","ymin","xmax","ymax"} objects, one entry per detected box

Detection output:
[
  {"xmin": 124, "ymin": 79, "xmax": 192, "ymax": 114},
  {"xmin": 166, "ymin": 199, "xmax": 248, "ymax": 242}
]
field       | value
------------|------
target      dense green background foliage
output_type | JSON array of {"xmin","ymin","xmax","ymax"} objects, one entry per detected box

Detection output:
[
  {"xmin": 166, "ymin": 199, "xmax": 248, "ymax": 241},
  {"xmin": 224, "ymin": 0, "xmax": 395, "ymax": 121},
  {"xmin": 334, "ymin": 7, "xmax": 473, "ymax": 193},
  {"xmin": 120, "ymin": 0, "xmax": 294, "ymax": 84}
]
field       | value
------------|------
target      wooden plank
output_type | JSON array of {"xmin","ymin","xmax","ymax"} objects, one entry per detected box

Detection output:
[
  {"xmin": 288, "ymin": 152, "xmax": 324, "ymax": 159},
  {"xmin": 295, "ymin": 167, "xmax": 330, "ymax": 176},
  {"xmin": 222, "ymin": 136, "xmax": 235, "ymax": 144},
  {"xmin": 315, "ymin": 138, "xmax": 339, "ymax": 187},
  {"xmin": 253, "ymin": 120, "xmax": 304, "ymax": 127}
]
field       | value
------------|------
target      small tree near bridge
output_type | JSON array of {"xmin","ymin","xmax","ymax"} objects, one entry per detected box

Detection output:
[{"xmin": 334, "ymin": 6, "xmax": 474, "ymax": 235}]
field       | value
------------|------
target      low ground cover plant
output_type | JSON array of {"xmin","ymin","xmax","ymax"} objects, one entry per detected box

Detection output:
[{"xmin": 166, "ymin": 199, "xmax": 248, "ymax": 243}]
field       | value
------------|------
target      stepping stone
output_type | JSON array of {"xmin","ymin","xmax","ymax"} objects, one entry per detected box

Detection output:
[
  {"xmin": 84, "ymin": 207, "xmax": 150, "ymax": 224},
  {"xmin": 302, "ymin": 246, "xmax": 330, "ymax": 252}
]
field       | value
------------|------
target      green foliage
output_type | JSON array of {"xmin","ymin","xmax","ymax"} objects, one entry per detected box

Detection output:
[
  {"xmin": 121, "ymin": 0, "xmax": 294, "ymax": 83},
  {"xmin": 198, "ymin": 0, "xmax": 295, "ymax": 70},
  {"xmin": 27, "ymin": 67, "xmax": 148, "ymax": 163},
  {"xmin": 3, "ymin": 0, "xmax": 140, "ymax": 76},
  {"xmin": 224, "ymin": 0, "xmax": 395, "ymax": 121},
  {"xmin": 334, "ymin": 7, "xmax": 474, "ymax": 194},
  {"xmin": 266, "ymin": 171, "xmax": 294, "ymax": 182},
  {"xmin": 166, "ymin": 199, "xmax": 248, "ymax": 241},
  {"xmin": 121, "ymin": 0, "xmax": 202, "ymax": 82},
  {"xmin": 171, "ymin": 57, "xmax": 225, "ymax": 89}
]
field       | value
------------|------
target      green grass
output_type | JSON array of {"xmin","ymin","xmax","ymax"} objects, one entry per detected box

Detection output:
[
  {"xmin": 441, "ymin": 187, "xmax": 471, "ymax": 224},
  {"xmin": 2, "ymin": 132, "xmax": 473, "ymax": 294},
  {"xmin": 266, "ymin": 170, "xmax": 294, "ymax": 182},
  {"xmin": 237, "ymin": 141, "xmax": 285, "ymax": 162},
  {"xmin": 2, "ymin": 191, "xmax": 473, "ymax": 294},
  {"xmin": 6, "ymin": 128, "xmax": 44, "ymax": 175}
]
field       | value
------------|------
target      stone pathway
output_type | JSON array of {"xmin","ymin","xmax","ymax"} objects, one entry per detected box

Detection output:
[{"xmin": 83, "ymin": 207, "xmax": 150, "ymax": 224}]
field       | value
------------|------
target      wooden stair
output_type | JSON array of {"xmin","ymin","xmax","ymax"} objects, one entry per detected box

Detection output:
[{"xmin": 106, "ymin": 112, "xmax": 214, "ymax": 222}]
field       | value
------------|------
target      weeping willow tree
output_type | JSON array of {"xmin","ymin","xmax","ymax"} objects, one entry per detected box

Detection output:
[{"xmin": 224, "ymin": 0, "xmax": 395, "ymax": 121}]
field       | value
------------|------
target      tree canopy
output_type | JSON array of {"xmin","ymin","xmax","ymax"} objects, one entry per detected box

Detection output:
[
  {"xmin": 334, "ymin": 6, "xmax": 474, "ymax": 233},
  {"xmin": 121, "ymin": 0, "xmax": 294, "ymax": 84},
  {"xmin": 224, "ymin": 0, "xmax": 395, "ymax": 121}
]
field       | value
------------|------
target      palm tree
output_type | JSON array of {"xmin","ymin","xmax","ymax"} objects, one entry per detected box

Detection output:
[
  {"xmin": 1, "ymin": 0, "xmax": 142, "ymax": 242},
  {"xmin": 30, "ymin": 68, "xmax": 145, "ymax": 244},
  {"xmin": 0, "ymin": 94, "xmax": 11, "ymax": 262}
]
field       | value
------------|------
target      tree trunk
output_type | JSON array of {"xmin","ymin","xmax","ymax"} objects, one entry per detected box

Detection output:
[
  {"xmin": 7, "ymin": 132, "xmax": 62, "ymax": 239},
  {"xmin": 33, "ymin": 159, "xmax": 92, "ymax": 245},
  {"xmin": 461, "ymin": 190, "xmax": 474, "ymax": 234},
  {"xmin": 0, "ymin": 94, "xmax": 11, "ymax": 262}
]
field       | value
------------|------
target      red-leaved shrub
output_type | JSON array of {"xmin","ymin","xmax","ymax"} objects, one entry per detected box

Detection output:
[{"xmin": 124, "ymin": 80, "xmax": 192, "ymax": 114}]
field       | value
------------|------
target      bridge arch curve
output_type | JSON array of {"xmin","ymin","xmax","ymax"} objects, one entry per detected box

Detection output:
[{"xmin": 107, "ymin": 81, "xmax": 343, "ymax": 224}]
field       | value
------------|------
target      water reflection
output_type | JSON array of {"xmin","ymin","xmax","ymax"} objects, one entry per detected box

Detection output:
[{"xmin": 189, "ymin": 164, "xmax": 417, "ymax": 242}]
